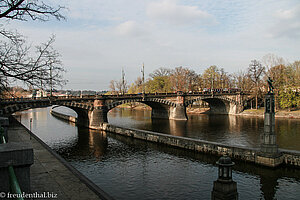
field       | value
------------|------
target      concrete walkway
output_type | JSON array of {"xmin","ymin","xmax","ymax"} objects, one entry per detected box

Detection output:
[{"xmin": 8, "ymin": 117, "xmax": 113, "ymax": 200}]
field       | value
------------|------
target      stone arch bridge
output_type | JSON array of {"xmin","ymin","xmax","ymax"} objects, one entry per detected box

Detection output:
[{"xmin": 0, "ymin": 92, "xmax": 251, "ymax": 129}]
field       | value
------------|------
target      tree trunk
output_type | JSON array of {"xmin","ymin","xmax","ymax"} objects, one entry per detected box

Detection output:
[{"xmin": 256, "ymin": 95, "xmax": 258, "ymax": 110}]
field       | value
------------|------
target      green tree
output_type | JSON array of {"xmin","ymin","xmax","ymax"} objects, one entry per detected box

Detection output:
[
  {"xmin": 278, "ymin": 87, "xmax": 297, "ymax": 111},
  {"xmin": 128, "ymin": 77, "xmax": 143, "ymax": 94},
  {"xmin": 146, "ymin": 76, "xmax": 172, "ymax": 93},
  {"xmin": 145, "ymin": 67, "xmax": 172, "ymax": 93}
]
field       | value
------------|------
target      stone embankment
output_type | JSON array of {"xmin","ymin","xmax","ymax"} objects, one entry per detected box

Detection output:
[
  {"xmin": 50, "ymin": 109, "xmax": 77, "ymax": 123},
  {"xmin": 239, "ymin": 109, "xmax": 300, "ymax": 119},
  {"xmin": 50, "ymin": 108, "xmax": 300, "ymax": 168}
]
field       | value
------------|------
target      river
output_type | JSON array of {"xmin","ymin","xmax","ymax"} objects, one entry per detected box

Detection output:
[{"xmin": 15, "ymin": 107, "xmax": 300, "ymax": 200}]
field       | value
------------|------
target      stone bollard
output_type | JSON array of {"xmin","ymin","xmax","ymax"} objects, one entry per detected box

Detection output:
[
  {"xmin": 0, "ymin": 142, "xmax": 34, "ymax": 193},
  {"xmin": 211, "ymin": 155, "xmax": 238, "ymax": 200},
  {"xmin": 0, "ymin": 117, "xmax": 9, "ymax": 142}
]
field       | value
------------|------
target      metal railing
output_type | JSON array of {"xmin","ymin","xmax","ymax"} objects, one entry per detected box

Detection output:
[{"xmin": 0, "ymin": 127, "xmax": 24, "ymax": 200}]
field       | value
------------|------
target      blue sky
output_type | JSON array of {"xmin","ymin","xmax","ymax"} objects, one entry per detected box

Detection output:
[{"xmin": 7, "ymin": 0, "xmax": 300, "ymax": 90}]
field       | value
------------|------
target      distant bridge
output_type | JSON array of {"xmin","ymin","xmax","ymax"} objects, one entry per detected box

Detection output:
[{"xmin": 0, "ymin": 91, "xmax": 252, "ymax": 129}]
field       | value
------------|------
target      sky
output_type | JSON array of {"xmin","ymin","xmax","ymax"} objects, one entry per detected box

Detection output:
[{"xmin": 6, "ymin": 0, "xmax": 300, "ymax": 91}]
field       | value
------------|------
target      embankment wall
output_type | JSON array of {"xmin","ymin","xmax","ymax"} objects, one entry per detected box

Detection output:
[{"xmin": 50, "ymin": 109, "xmax": 77, "ymax": 123}]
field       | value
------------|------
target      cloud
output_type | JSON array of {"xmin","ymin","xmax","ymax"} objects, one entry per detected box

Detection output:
[
  {"xmin": 7, "ymin": 0, "xmax": 300, "ymax": 90},
  {"xmin": 269, "ymin": 5, "xmax": 300, "ymax": 38},
  {"xmin": 146, "ymin": 0, "xmax": 215, "ymax": 25},
  {"xmin": 114, "ymin": 21, "xmax": 146, "ymax": 37}
]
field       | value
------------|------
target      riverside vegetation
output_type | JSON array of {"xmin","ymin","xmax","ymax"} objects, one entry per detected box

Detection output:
[{"xmin": 109, "ymin": 56, "xmax": 300, "ymax": 113}]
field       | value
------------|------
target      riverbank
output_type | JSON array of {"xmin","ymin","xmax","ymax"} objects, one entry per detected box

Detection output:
[
  {"xmin": 239, "ymin": 108, "xmax": 300, "ymax": 119},
  {"xmin": 7, "ymin": 116, "xmax": 113, "ymax": 200}
]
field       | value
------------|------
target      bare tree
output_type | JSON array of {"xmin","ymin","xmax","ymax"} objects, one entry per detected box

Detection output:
[
  {"xmin": 149, "ymin": 67, "xmax": 171, "ymax": 78},
  {"xmin": 0, "ymin": 35, "xmax": 65, "ymax": 88},
  {"xmin": 169, "ymin": 66, "xmax": 197, "ymax": 92},
  {"xmin": 109, "ymin": 80, "xmax": 117, "ymax": 94},
  {"xmin": 232, "ymin": 70, "xmax": 251, "ymax": 91},
  {"xmin": 262, "ymin": 53, "xmax": 285, "ymax": 73},
  {"xmin": 248, "ymin": 60, "xmax": 265, "ymax": 109},
  {"xmin": 114, "ymin": 79, "xmax": 128, "ymax": 94},
  {"xmin": 202, "ymin": 65, "xmax": 219, "ymax": 89},
  {"xmin": 0, "ymin": 0, "xmax": 65, "ymax": 21},
  {"xmin": 0, "ymin": 0, "xmax": 66, "ymax": 96}
]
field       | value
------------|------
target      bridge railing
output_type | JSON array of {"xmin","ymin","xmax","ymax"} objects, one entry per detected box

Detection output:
[{"xmin": 0, "ymin": 90, "xmax": 249, "ymax": 104}]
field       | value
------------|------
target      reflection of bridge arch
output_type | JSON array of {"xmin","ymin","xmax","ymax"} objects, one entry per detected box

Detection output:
[{"xmin": 184, "ymin": 96, "xmax": 242, "ymax": 114}]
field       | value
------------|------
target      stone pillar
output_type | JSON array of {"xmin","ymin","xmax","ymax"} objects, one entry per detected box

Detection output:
[
  {"xmin": 255, "ymin": 94, "xmax": 283, "ymax": 167},
  {"xmin": 169, "ymin": 106, "xmax": 188, "ymax": 120},
  {"xmin": 0, "ymin": 117, "xmax": 9, "ymax": 142},
  {"xmin": 0, "ymin": 142, "xmax": 34, "ymax": 193},
  {"xmin": 89, "ymin": 99, "xmax": 108, "ymax": 129},
  {"xmin": 211, "ymin": 155, "xmax": 238, "ymax": 200},
  {"xmin": 169, "ymin": 93, "xmax": 188, "ymax": 120},
  {"xmin": 74, "ymin": 108, "xmax": 90, "ymax": 127}
]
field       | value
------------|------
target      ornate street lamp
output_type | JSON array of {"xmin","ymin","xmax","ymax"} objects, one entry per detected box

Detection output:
[
  {"xmin": 216, "ymin": 155, "xmax": 234, "ymax": 182},
  {"xmin": 211, "ymin": 155, "xmax": 238, "ymax": 200}
]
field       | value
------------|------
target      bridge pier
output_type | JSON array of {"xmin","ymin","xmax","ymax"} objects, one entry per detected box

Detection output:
[
  {"xmin": 89, "ymin": 108, "xmax": 108, "ymax": 128},
  {"xmin": 169, "ymin": 105, "xmax": 188, "ymax": 120},
  {"xmin": 73, "ymin": 108, "xmax": 90, "ymax": 127},
  {"xmin": 148, "ymin": 93, "xmax": 188, "ymax": 120},
  {"xmin": 89, "ymin": 100, "xmax": 108, "ymax": 129},
  {"xmin": 169, "ymin": 93, "xmax": 188, "ymax": 120},
  {"xmin": 72, "ymin": 100, "xmax": 108, "ymax": 129}
]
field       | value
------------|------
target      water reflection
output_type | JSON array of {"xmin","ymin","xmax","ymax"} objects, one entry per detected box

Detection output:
[
  {"xmin": 56, "ymin": 127, "xmax": 108, "ymax": 161},
  {"xmin": 107, "ymin": 131, "xmax": 300, "ymax": 200},
  {"xmin": 108, "ymin": 108, "xmax": 300, "ymax": 151},
  {"xmin": 15, "ymin": 107, "xmax": 300, "ymax": 200}
]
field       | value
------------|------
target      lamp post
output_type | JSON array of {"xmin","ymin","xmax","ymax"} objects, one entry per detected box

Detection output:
[
  {"xmin": 211, "ymin": 155, "xmax": 238, "ymax": 200},
  {"xmin": 141, "ymin": 63, "xmax": 145, "ymax": 94},
  {"xmin": 50, "ymin": 66, "xmax": 53, "ymax": 97},
  {"xmin": 122, "ymin": 68, "xmax": 125, "ymax": 95},
  {"xmin": 216, "ymin": 156, "xmax": 234, "ymax": 182}
]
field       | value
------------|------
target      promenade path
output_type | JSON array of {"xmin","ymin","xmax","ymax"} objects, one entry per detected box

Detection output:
[{"xmin": 7, "ymin": 117, "xmax": 112, "ymax": 200}]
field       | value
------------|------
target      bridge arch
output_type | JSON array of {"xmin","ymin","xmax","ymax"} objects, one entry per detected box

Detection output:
[
  {"xmin": 1, "ymin": 101, "xmax": 51, "ymax": 116},
  {"xmin": 185, "ymin": 96, "xmax": 242, "ymax": 114},
  {"xmin": 51, "ymin": 101, "xmax": 95, "ymax": 127},
  {"xmin": 106, "ymin": 98, "xmax": 180, "ymax": 120}
]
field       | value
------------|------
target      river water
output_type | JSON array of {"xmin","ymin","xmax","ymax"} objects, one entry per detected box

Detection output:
[{"xmin": 15, "ymin": 107, "xmax": 300, "ymax": 200}]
